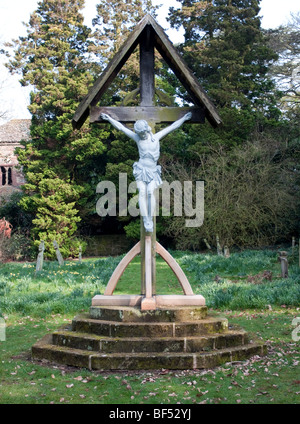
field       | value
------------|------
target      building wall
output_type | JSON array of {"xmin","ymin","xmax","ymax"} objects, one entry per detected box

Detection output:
[{"xmin": 0, "ymin": 119, "xmax": 30, "ymax": 196}]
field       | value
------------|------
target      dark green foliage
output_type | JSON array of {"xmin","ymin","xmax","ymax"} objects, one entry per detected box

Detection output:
[
  {"xmin": 167, "ymin": 0, "xmax": 282, "ymax": 148},
  {"xmin": 19, "ymin": 174, "xmax": 83, "ymax": 257},
  {"xmin": 0, "ymin": 191, "xmax": 33, "ymax": 231},
  {"xmin": 169, "ymin": 0, "xmax": 278, "ymax": 108}
]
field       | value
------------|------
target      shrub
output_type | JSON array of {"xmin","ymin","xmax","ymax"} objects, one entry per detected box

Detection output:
[
  {"xmin": 0, "ymin": 191, "xmax": 33, "ymax": 231},
  {"xmin": 161, "ymin": 137, "xmax": 299, "ymax": 249},
  {"xmin": 0, "ymin": 230, "xmax": 35, "ymax": 261},
  {"xmin": 20, "ymin": 175, "xmax": 83, "ymax": 259}
]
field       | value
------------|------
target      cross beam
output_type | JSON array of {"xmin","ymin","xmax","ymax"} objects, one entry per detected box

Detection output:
[
  {"xmin": 72, "ymin": 15, "xmax": 222, "ymax": 130},
  {"xmin": 90, "ymin": 106, "xmax": 205, "ymax": 124},
  {"xmin": 88, "ymin": 25, "xmax": 204, "ymax": 127},
  {"xmin": 89, "ymin": 25, "xmax": 205, "ymax": 127}
]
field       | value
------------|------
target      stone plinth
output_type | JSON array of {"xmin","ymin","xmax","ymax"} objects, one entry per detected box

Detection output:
[{"xmin": 32, "ymin": 306, "xmax": 266, "ymax": 370}]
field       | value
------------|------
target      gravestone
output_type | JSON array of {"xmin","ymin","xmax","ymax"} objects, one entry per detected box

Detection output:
[
  {"xmin": 35, "ymin": 240, "xmax": 45, "ymax": 273},
  {"xmin": 0, "ymin": 317, "xmax": 6, "ymax": 342},
  {"xmin": 278, "ymin": 251, "xmax": 288, "ymax": 278},
  {"xmin": 53, "ymin": 240, "xmax": 64, "ymax": 266},
  {"xmin": 216, "ymin": 235, "xmax": 223, "ymax": 256},
  {"xmin": 224, "ymin": 246, "xmax": 230, "ymax": 258},
  {"xmin": 78, "ymin": 245, "xmax": 82, "ymax": 264}
]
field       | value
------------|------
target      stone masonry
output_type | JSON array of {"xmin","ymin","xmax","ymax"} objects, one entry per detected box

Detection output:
[{"xmin": 0, "ymin": 119, "xmax": 30, "ymax": 198}]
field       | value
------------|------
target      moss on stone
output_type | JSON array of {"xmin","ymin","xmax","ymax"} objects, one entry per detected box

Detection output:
[{"xmin": 32, "ymin": 307, "xmax": 266, "ymax": 370}]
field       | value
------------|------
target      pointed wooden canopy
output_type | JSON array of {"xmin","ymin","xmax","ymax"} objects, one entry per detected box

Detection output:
[{"xmin": 72, "ymin": 14, "xmax": 222, "ymax": 129}]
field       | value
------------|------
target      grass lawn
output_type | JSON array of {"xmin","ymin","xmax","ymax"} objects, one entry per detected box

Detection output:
[{"xmin": 0, "ymin": 248, "xmax": 299, "ymax": 405}]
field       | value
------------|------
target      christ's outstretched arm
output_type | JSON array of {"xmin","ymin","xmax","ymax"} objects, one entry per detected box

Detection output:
[
  {"xmin": 155, "ymin": 112, "xmax": 192, "ymax": 140},
  {"xmin": 100, "ymin": 113, "xmax": 138, "ymax": 142}
]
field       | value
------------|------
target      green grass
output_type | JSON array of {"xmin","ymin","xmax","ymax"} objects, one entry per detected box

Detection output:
[
  {"xmin": 0, "ymin": 309, "xmax": 299, "ymax": 404},
  {"xmin": 179, "ymin": 248, "xmax": 300, "ymax": 310},
  {"xmin": 0, "ymin": 248, "xmax": 300, "ymax": 404},
  {"xmin": 1, "ymin": 247, "xmax": 299, "ymax": 316},
  {"xmin": 116, "ymin": 256, "xmax": 184, "ymax": 295}
]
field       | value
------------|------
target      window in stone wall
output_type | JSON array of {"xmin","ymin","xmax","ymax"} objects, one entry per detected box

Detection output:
[
  {"xmin": 7, "ymin": 167, "xmax": 12, "ymax": 185},
  {"xmin": 1, "ymin": 167, "xmax": 6, "ymax": 185},
  {"xmin": 1, "ymin": 167, "xmax": 13, "ymax": 186}
]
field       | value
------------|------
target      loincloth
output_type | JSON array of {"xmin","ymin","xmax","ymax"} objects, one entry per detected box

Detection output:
[{"xmin": 133, "ymin": 161, "xmax": 162, "ymax": 187}]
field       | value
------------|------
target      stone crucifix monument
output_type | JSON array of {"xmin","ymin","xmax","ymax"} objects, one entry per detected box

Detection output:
[
  {"xmin": 72, "ymin": 14, "xmax": 222, "ymax": 311},
  {"xmin": 32, "ymin": 15, "xmax": 267, "ymax": 371}
]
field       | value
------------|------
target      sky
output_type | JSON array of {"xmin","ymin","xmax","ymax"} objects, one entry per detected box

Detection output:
[{"xmin": 0, "ymin": 0, "xmax": 299, "ymax": 122}]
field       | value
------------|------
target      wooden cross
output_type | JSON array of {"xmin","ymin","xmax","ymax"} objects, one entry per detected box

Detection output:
[
  {"xmin": 72, "ymin": 15, "xmax": 221, "ymax": 129},
  {"xmin": 73, "ymin": 14, "xmax": 221, "ymax": 310}
]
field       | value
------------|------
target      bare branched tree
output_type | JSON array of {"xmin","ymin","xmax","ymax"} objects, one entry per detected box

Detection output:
[
  {"xmin": 0, "ymin": 77, "xmax": 11, "ymax": 123},
  {"xmin": 267, "ymin": 12, "xmax": 300, "ymax": 110},
  {"xmin": 161, "ymin": 136, "xmax": 299, "ymax": 250},
  {"xmin": 0, "ymin": 38, "xmax": 11, "ymax": 124}
]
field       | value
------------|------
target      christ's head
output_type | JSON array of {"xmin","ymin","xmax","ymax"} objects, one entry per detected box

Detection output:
[{"xmin": 134, "ymin": 120, "xmax": 151, "ymax": 140}]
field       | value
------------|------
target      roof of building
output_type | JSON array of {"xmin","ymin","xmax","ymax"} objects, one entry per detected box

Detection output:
[{"xmin": 0, "ymin": 119, "xmax": 31, "ymax": 143}]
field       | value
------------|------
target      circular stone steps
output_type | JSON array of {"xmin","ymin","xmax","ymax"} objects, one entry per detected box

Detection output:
[
  {"xmin": 31, "ymin": 306, "xmax": 267, "ymax": 370},
  {"xmin": 71, "ymin": 314, "xmax": 229, "ymax": 338},
  {"xmin": 52, "ymin": 329, "xmax": 249, "ymax": 353}
]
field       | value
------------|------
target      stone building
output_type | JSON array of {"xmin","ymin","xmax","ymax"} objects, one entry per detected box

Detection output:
[{"xmin": 0, "ymin": 119, "xmax": 30, "ymax": 198}]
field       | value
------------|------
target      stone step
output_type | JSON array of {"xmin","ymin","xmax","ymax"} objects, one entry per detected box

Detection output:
[
  {"xmin": 52, "ymin": 329, "xmax": 248, "ymax": 353},
  {"xmin": 32, "ymin": 337, "xmax": 266, "ymax": 370},
  {"xmin": 89, "ymin": 305, "xmax": 208, "ymax": 322},
  {"xmin": 71, "ymin": 314, "xmax": 229, "ymax": 338}
]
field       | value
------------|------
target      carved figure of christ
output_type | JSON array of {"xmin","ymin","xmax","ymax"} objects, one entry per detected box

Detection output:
[{"xmin": 100, "ymin": 112, "xmax": 192, "ymax": 232}]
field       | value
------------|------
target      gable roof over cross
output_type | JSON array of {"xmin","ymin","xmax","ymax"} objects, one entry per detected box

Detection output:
[{"xmin": 72, "ymin": 14, "xmax": 222, "ymax": 129}]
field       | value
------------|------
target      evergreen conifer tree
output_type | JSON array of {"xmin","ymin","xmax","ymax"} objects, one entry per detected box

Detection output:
[
  {"xmin": 167, "ymin": 0, "xmax": 281, "ymax": 149},
  {"xmin": 6, "ymin": 0, "xmax": 107, "ymax": 257}
]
